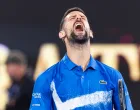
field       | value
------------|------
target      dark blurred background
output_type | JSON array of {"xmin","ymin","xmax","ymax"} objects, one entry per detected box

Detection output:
[{"xmin": 0, "ymin": 0, "xmax": 140, "ymax": 109}]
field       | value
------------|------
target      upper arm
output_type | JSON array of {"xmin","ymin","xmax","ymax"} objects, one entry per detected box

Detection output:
[
  {"xmin": 29, "ymin": 74, "xmax": 53, "ymax": 110},
  {"xmin": 112, "ymin": 70, "xmax": 133, "ymax": 110}
]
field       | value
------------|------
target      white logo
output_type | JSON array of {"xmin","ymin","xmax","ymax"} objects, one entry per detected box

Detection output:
[
  {"xmin": 50, "ymin": 81, "xmax": 112, "ymax": 110},
  {"xmin": 99, "ymin": 80, "xmax": 107, "ymax": 84},
  {"xmin": 32, "ymin": 93, "xmax": 41, "ymax": 98},
  {"xmin": 32, "ymin": 104, "xmax": 40, "ymax": 106}
]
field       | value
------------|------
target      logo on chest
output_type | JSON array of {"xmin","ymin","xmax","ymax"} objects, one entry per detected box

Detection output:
[{"xmin": 99, "ymin": 80, "xmax": 107, "ymax": 84}]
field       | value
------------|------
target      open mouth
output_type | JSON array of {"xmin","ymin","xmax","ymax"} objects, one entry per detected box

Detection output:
[{"xmin": 74, "ymin": 23, "xmax": 84, "ymax": 32}]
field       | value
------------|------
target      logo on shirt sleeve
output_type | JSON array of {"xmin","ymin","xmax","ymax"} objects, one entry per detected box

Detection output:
[
  {"xmin": 32, "ymin": 104, "xmax": 40, "ymax": 106},
  {"xmin": 32, "ymin": 93, "xmax": 41, "ymax": 98}
]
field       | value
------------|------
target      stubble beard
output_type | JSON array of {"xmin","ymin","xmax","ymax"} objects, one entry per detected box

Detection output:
[{"xmin": 68, "ymin": 31, "xmax": 89, "ymax": 46}]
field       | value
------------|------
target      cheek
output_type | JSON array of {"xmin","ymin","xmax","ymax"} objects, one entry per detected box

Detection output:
[
  {"xmin": 85, "ymin": 23, "xmax": 90, "ymax": 30},
  {"xmin": 84, "ymin": 23, "xmax": 91, "ymax": 35},
  {"xmin": 64, "ymin": 26, "xmax": 72, "ymax": 36},
  {"xmin": 7, "ymin": 67, "xmax": 17, "ymax": 76},
  {"xmin": 65, "ymin": 22, "xmax": 74, "ymax": 30},
  {"xmin": 63, "ymin": 21, "xmax": 75, "ymax": 37}
]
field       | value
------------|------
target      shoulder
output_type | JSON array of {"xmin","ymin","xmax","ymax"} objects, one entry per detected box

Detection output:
[
  {"xmin": 33, "ymin": 62, "xmax": 60, "ymax": 91},
  {"xmin": 95, "ymin": 60, "xmax": 124, "ymax": 88},
  {"xmin": 36, "ymin": 63, "xmax": 59, "ymax": 83},
  {"xmin": 95, "ymin": 60, "xmax": 123, "ymax": 81}
]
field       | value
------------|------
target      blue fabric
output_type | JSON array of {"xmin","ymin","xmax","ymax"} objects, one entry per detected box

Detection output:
[{"xmin": 30, "ymin": 54, "xmax": 133, "ymax": 110}]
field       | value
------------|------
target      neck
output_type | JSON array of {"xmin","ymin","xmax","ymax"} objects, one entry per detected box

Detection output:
[{"xmin": 66, "ymin": 40, "xmax": 91, "ymax": 71}]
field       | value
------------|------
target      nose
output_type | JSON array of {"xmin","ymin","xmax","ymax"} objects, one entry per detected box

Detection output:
[{"xmin": 76, "ymin": 15, "xmax": 82, "ymax": 21}]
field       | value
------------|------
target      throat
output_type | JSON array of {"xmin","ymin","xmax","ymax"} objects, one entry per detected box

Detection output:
[
  {"xmin": 76, "ymin": 56, "xmax": 90, "ymax": 71},
  {"xmin": 67, "ymin": 48, "xmax": 90, "ymax": 71}
]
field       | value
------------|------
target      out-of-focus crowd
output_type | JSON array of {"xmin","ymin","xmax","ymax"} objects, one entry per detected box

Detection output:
[{"xmin": 0, "ymin": 50, "xmax": 34, "ymax": 110}]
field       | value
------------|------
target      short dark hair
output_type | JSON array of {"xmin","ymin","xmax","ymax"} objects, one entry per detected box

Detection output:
[
  {"xmin": 5, "ymin": 50, "xmax": 27, "ymax": 65},
  {"xmin": 59, "ymin": 7, "xmax": 85, "ymax": 31}
]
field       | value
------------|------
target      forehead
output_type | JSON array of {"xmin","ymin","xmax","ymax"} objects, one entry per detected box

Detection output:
[
  {"xmin": 65, "ymin": 11, "xmax": 86, "ymax": 19},
  {"xmin": 7, "ymin": 63, "xmax": 21, "ymax": 67}
]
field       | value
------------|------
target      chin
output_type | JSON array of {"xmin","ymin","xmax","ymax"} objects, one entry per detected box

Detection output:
[
  {"xmin": 69, "ymin": 31, "xmax": 89, "ymax": 44},
  {"xmin": 72, "ymin": 36, "xmax": 89, "ymax": 44}
]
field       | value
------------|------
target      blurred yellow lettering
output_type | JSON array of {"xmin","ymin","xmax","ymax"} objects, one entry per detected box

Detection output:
[
  {"xmin": 90, "ymin": 44, "xmax": 140, "ymax": 81},
  {"xmin": 34, "ymin": 44, "xmax": 60, "ymax": 79}
]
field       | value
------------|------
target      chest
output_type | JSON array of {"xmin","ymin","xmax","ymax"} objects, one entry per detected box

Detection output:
[
  {"xmin": 51, "ymin": 70, "xmax": 113, "ymax": 110},
  {"xmin": 53, "ymin": 69, "xmax": 112, "ymax": 101}
]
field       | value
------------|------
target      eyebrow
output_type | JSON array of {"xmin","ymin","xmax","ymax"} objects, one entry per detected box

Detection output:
[
  {"xmin": 81, "ymin": 15, "xmax": 86, "ymax": 17},
  {"xmin": 70, "ymin": 14, "xmax": 86, "ymax": 18},
  {"xmin": 70, "ymin": 15, "xmax": 76, "ymax": 18}
]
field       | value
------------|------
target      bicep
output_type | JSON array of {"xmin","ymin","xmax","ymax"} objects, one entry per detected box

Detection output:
[{"xmin": 29, "ymin": 77, "xmax": 52, "ymax": 110}]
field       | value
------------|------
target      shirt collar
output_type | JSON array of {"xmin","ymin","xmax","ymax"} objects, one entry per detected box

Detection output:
[
  {"xmin": 86, "ymin": 55, "xmax": 98, "ymax": 70},
  {"xmin": 62, "ymin": 54, "xmax": 77, "ymax": 70},
  {"xmin": 62, "ymin": 54, "xmax": 98, "ymax": 70}
]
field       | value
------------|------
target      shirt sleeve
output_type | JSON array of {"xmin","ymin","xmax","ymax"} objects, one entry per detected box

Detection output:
[
  {"xmin": 29, "ymin": 73, "xmax": 53, "ymax": 110},
  {"xmin": 112, "ymin": 70, "xmax": 133, "ymax": 110}
]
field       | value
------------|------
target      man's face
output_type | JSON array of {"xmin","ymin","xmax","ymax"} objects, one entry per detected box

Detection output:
[
  {"xmin": 6, "ymin": 63, "xmax": 26, "ymax": 81},
  {"xmin": 63, "ymin": 11, "xmax": 91, "ymax": 44}
]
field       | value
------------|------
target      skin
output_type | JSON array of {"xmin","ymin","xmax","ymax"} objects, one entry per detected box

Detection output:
[
  {"xmin": 6, "ymin": 63, "xmax": 27, "ymax": 106},
  {"xmin": 59, "ymin": 11, "xmax": 93, "ymax": 71},
  {"xmin": 6, "ymin": 63, "xmax": 26, "ymax": 82}
]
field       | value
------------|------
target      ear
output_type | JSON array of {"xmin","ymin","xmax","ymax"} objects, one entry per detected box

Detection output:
[
  {"xmin": 59, "ymin": 30, "xmax": 66, "ymax": 39},
  {"xmin": 90, "ymin": 30, "xmax": 94, "ymax": 38}
]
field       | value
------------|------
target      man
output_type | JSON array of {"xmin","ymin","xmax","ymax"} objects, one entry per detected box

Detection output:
[
  {"xmin": 5, "ymin": 50, "xmax": 34, "ymax": 110},
  {"xmin": 30, "ymin": 7, "xmax": 133, "ymax": 110}
]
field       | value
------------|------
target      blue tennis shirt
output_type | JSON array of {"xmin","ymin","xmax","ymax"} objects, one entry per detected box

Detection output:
[{"xmin": 30, "ymin": 54, "xmax": 133, "ymax": 110}]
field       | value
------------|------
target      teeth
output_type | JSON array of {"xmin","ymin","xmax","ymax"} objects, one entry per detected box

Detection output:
[
  {"xmin": 74, "ymin": 22, "xmax": 84, "ymax": 31},
  {"xmin": 76, "ymin": 23, "xmax": 82, "ymax": 27}
]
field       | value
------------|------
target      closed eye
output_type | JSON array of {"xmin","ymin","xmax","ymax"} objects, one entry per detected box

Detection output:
[
  {"xmin": 81, "ymin": 16, "xmax": 86, "ymax": 20},
  {"xmin": 69, "ymin": 15, "xmax": 76, "ymax": 20}
]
